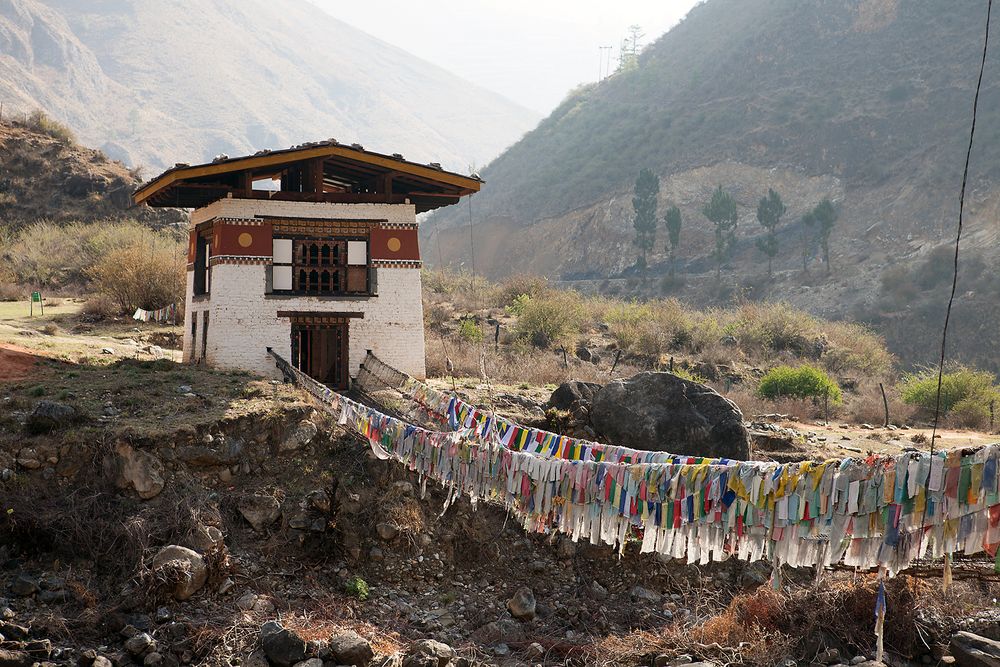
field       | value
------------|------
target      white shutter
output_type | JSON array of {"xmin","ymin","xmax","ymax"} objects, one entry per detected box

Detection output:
[
  {"xmin": 272, "ymin": 238, "xmax": 292, "ymax": 264},
  {"xmin": 273, "ymin": 266, "xmax": 293, "ymax": 291},
  {"xmin": 348, "ymin": 240, "xmax": 367, "ymax": 266}
]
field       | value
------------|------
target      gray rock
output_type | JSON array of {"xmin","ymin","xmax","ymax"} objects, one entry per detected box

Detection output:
[
  {"xmin": 125, "ymin": 632, "xmax": 154, "ymax": 656},
  {"xmin": 951, "ymin": 631, "xmax": 1000, "ymax": 666},
  {"xmin": 292, "ymin": 660, "xmax": 322, "ymax": 667},
  {"xmin": 507, "ymin": 586, "xmax": 536, "ymax": 621},
  {"xmin": 587, "ymin": 581, "xmax": 608, "ymax": 601},
  {"xmin": 243, "ymin": 649, "xmax": 269, "ymax": 667},
  {"xmin": 327, "ymin": 630, "xmax": 373, "ymax": 666},
  {"xmin": 188, "ymin": 523, "xmax": 224, "ymax": 552},
  {"xmin": 0, "ymin": 649, "xmax": 32, "ymax": 667},
  {"xmin": 630, "ymin": 585, "xmax": 662, "ymax": 603},
  {"xmin": 376, "ymin": 522, "xmax": 399, "ymax": 540},
  {"xmin": 281, "ymin": 420, "xmax": 319, "ymax": 452},
  {"xmin": 9, "ymin": 574, "xmax": 39, "ymax": 597},
  {"xmin": 591, "ymin": 372, "xmax": 750, "ymax": 459},
  {"xmin": 144, "ymin": 652, "xmax": 163, "ymax": 667},
  {"xmin": 0, "ymin": 622, "xmax": 29, "ymax": 639},
  {"xmin": 116, "ymin": 443, "xmax": 165, "ymax": 500},
  {"xmin": 26, "ymin": 401, "xmax": 77, "ymax": 434},
  {"xmin": 817, "ymin": 648, "xmax": 840, "ymax": 664},
  {"xmin": 154, "ymin": 607, "xmax": 172, "ymax": 623},
  {"xmin": 150, "ymin": 545, "xmax": 207, "ymax": 601},
  {"xmin": 92, "ymin": 657, "xmax": 113, "ymax": 667},
  {"xmin": 850, "ymin": 658, "xmax": 868, "ymax": 666},
  {"xmin": 402, "ymin": 639, "xmax": 455, "ymax": 667},
  {"xmin": 547, "ymin": 381, "xmax": 602, "ymax": 411},
  {"xmin": 261, "ymin": 622, "xmax": 308, "ymax": 667},
  {"xmin": 236, "ymin": 590, "xmax": 259, "ymax": 611},
  {"xmin": 38, "ymin": 589, "xmax": 71, "ymax": 603},
  {"xmin": 239, "ymin": 494, "xmax": 282, "ymax": 531}
]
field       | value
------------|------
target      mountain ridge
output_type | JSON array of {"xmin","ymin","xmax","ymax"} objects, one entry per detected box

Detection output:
[
  {"xmin": 423, "ymin": 0, "xmax": 1000, "ymax": 371},
  {"xmin": 0, "ymin": 0, "xmax": 538, "ymax": 172}
]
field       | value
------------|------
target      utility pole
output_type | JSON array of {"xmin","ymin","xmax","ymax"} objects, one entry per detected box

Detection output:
[{"xmin": 598, "ymin": 46, "xmax": 613, "ymax": 80}]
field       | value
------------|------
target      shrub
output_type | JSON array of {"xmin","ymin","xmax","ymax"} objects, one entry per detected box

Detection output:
[
  {"xmin": 900, "ymin": 365, "xmax": 998, "ymax": 424},
  {"xmin": 505, "ymin": 293, "xmax": 532, "ymax": 317},
  {"xmin": 758, "ymin": 365, "xmax": 842, "ymax": 404},
  {"xmin": 515, "ymin": 289, "xmax": 585, "ymax": 348},
  {"xmin": 457, "ymin": 317, "xmax": 484, "ymax": 343},
  {"xmin": 345, "ymin": 576, "xmax": 370, "ymax": 601},
  {"xmin": 25, "ymin": 109, "xmax": 76, "ymax": 143},
  {"xmin": 80, "ymin": 294, "xmax": 119, "ymax": 321},
  {"xmin": 88, "ymin": 239, "xmax": 185, "ymax": 314}
]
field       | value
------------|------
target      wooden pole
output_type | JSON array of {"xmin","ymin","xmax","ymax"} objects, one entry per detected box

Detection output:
[
  {"xmin": 610, "ymin": 349, "xmax": 622, "ymax": 377},
  {"xmin": 879, "ymin": 382, "xmax": 890, "ymax": 428}
]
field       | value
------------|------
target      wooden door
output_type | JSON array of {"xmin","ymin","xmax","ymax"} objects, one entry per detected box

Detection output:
[{"xmin": 291, "ymin": 323, "xmax": 349, "ymax": 389}]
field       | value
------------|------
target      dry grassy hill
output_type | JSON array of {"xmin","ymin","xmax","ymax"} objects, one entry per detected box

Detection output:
[{"xmin": 424, "ymin": 0, "xmax": 1000, "ymax": 373}]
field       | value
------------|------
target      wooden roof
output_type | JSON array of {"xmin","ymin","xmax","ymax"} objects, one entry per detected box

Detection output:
[{"xmin": 133, "ymin": 140, "xmax": 483, "ymax": 213}]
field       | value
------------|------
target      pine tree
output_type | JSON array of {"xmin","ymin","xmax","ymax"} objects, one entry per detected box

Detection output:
[
  {"xmin": 632, "ymin": 168, "xmax": 659, "ymax": 276},
  {"xmin": 664, "ymin": 205, "xmax": 682, "ymax": 278},
  {"xmin": 800, "ymin": 211, "xmax": 816, "ymax": 273},
  {"xmin": 702, "ymin": 185, "xmax": 738, "ymax": 281},
  {"xmin": 755, "ymin": 188, "xmax": 785, "ymax": 278},
  {"xmin": 812, "ymin": 198, "xmax": 838, "ymax": 272}
]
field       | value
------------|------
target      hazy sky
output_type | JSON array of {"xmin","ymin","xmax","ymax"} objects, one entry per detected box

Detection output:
[{"xmin": 309, "ymin": 0, "xmax": 702, "ymax": 115}]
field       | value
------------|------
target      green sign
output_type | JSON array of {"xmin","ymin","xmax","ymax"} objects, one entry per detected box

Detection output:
[{"xmin": 30, "ymin": 291, "xmax": 41, "ymax": 303}]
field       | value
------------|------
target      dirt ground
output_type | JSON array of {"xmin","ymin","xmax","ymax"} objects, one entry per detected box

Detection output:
[{"xmin": 0, "ymin": 343, "xmax": 50, "ymax": 382}]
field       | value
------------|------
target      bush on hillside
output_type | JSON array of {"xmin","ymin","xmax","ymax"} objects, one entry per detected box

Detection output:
[
  {"xmin": 515, "ymin": 289, "xmax": 585, "ymax": 348},
  {"xmin": 900, "ymin": 365, "xmax": 998, "ymax": 428},
  {"xmin": 758, "ymin": 365, "xmax": 842, "ymax": 404},
  {"xmin": 25, "ymin": 109, "xmax": 76, "ymax": 144},
  {"xmin": 88, "ymin": 240, "xmax": 184, "ymax": 314}
]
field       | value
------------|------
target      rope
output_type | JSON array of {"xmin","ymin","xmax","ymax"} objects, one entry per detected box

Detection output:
[{"xmin": 922, "ymin": 0, "xmax": 993, "ymax": 556}]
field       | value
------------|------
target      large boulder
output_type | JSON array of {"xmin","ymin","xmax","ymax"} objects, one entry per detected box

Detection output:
[
  {"xmin": 150, "ymin": 545, "xmax": 207, "ymax": 601},
  {"xmin": 951, "ymin": 631, "xmax": 1000, "ymax": 666},
  {"xmin": 26, "ymin": 401, "xmax": 78, "ymax": 434},
  {"xmin": 547, "ymin": 381, "xmax": 602, "ymax": 411},
  {"xmin": 590, "ymin": 372, "xmax": 750, "ymax": 460}
]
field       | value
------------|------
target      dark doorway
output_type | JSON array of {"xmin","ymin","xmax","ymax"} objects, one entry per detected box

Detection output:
[{"xmin": 291, "ymin": 322, "xmax": 349, "ymax": 389}]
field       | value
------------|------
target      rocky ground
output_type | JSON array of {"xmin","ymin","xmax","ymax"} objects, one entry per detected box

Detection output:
[{"xmin": 2, "ymin": 320, "xmax": 1000, "ymax": 667}]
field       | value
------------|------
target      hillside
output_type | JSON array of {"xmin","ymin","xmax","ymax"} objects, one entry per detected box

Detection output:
[
  {"xmin": 0, "ymin": 117, "xmax": 181, "ymax": 227},
  {"xmin": 0, "ymin": 0, "xmax": 538, "ymax": 172},
  {"xmin": 424, "ymin": 0, "xmax": 1000, "ymax": 372}
]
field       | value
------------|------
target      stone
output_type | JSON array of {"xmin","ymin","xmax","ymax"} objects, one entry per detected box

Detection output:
[
  {"xmin": 0, "ymin": 622, "xmax": 29, "ymax": 640},
  {"xmin": 281, "ymin": 420, "xmax": 319, "ymax": 452},
  {"xmin": 951, "ymin": 631, "xmax": 1000, "ymax": 667},
  {"xmin": 292, "ymin": 660, "xmax": 322, "ymax": 667},
  {"xmin": 239, "ymin": 494, "xmax": 282, "ymax": 531},
  {"xmin": 116, "ymin": 443, "xmax": 165, "ymax": 500},
  {"xmin": 376, "ymin": 522, "xmax": 399, "ymax": 540},
  {"xmin": 261, "ymin": 622, "xmax": 308, "ymax": 667},
  {"xmin": 236, "ymin": 590, "xmax": 259, "ymax": 611},
  {"xmin": 154, "ymin": 607, "xmax": 172, "ymax": 623},
  {"xmin": 15, "ymin": 449, "xmax": 41, "ymax": 469},
  {"xmin": 38, "ymin": 589, "xmax": 70, "ymax": 604},
  {"xmin": 0, "ymin": 649, "xmax": 32, "ymax": 667},
  {"xmin": 507, "ymin": 586, "xmax": 536, "ymax": 621},
  {"xmin": 188, "ymin": 524, "xmax": 224, "ymax": 552},
  {"xmin": 9, "ymin": 574, "xmax": 39, "ymax": 597},
  {"xmin": 817, "ymin": 648, "xmax": 840, "ymax": 664},
  {"xmin": 587, "ymin": 581, "xmax": 609, "ymax": 601},
  {"xmin": 327, "ymin": 630, "xmax": 373, "ymax": 666},
  {"xmin": 630, "ymin": 586, "xmax": 662, "ymax": 603},
  {"xmin": 144, "ymin": 652, "xmax": 164, "ymax": 667},
  {"xmin": 590, "ymin": 372, "xmax": 750, "ymax": 458},
  {"xmin": 125, "ymin": 632, "xmax": 154, "ymax": 656},
  {"xmin": 102, "ymin": 347, "xmax": 115, "ymax": 355},
  {"xmin": 547, "ymin": 381, "xmax": 602, "ymax": 411},
  {"xmin": 92, "ymin": 658, "xmax": 113, "ymax": 667},
  {"xmin": 26, "ymin": 401, "xmax": 78, "ymax": 435},
  {"xmin": 402, "ymin": 639, "xmax": 455, "ymax": 667},
  {"xmin": 150, "ymin": 545, "xmax": 208, "ymax": 601},
  {"xmin": 850, "ymin": 658, "xmax": 868, "ymax": 665},
  {"xmin": 243, "ymin": 649, "xmax": 269, "ymax": 667}
]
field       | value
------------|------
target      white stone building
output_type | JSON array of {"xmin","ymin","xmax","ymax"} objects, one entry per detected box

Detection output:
[{"xmin": 133, "ymin": 142, "xmax": 481, "ymax": 387}]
